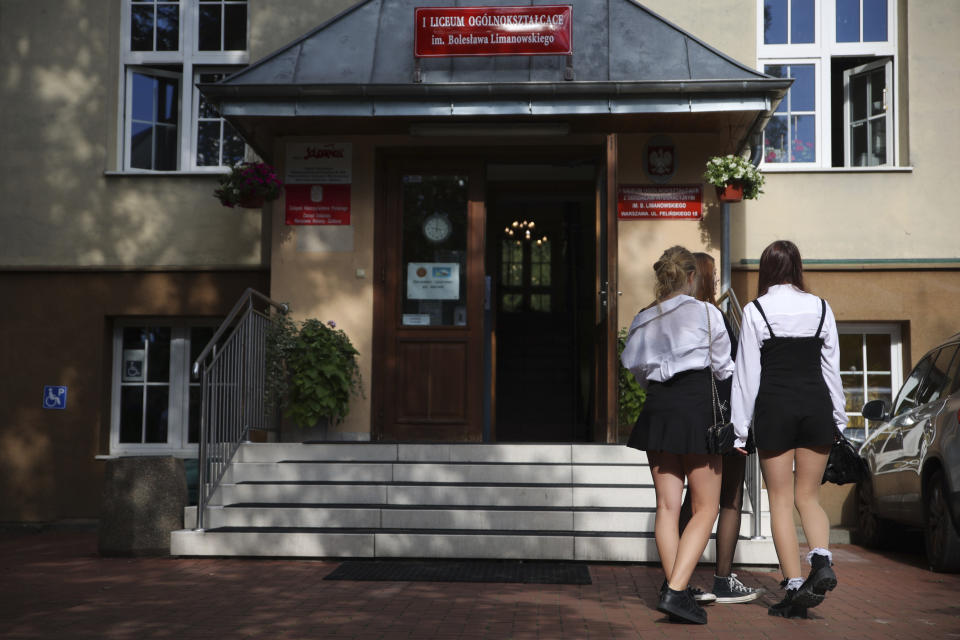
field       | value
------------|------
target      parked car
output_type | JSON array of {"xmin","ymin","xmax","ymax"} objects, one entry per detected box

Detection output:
[{"xmin": 857, "ymin": 332, "xmax": 960, "ymax": 572}]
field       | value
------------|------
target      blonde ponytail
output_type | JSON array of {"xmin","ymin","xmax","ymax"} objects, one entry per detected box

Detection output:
[{"xmin": 653, "ymin": 246, "xmax": 697, "ymax": 302}]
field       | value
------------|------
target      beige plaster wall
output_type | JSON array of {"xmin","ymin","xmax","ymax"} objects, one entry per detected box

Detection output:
[
  {"xmin": 268, "ymin": 137, "xmax": 378, "ymax": 437},
  {"xmin": 0, "ymin": 1, "xmax": 351, "ymax": 269},
  {"xmin": 641, "ymin": 0, "xmax": 756, "ymax": 67},
  {"xmin": 617, "ymin": 133, "xmax": 728, "ymax": 329},
  {"xmin": 733, "ymin": 0, "xmax": 960, "ymax": 263}
]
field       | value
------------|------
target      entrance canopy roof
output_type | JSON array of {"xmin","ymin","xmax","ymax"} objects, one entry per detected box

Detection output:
[{"xmin": 200, "ymin": 0, "xmax": 790, "ymax": 159}]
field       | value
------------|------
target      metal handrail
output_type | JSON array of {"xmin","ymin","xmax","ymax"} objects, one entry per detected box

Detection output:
[
  {"xmin": 193, "ymin": 288, "xmax": 289, "ymax": 530},
  {"xmin": 718, "ymin": 287, "xmax": 764, "ymax": 540}
]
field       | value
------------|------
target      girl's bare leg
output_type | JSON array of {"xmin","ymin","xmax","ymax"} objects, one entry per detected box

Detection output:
[
  {"xmin": 759, "ymin": 448, "xmax": 802, "ymax": 580},
  {"xmin": 649, "ymin": 451, "xmax": 686, "ymax": 582},
  {"xmin": 667, "ymin": 454, "xmax": 721, "ymax": 590}
]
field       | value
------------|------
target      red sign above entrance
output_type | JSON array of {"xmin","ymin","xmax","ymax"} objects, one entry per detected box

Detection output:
[
  {"xmin": 618, "ymin": 185, "xmax": 703, "ymax": 220},
  {"xmin": 414, "ymin": 5, "xmax": 572, "ymax": 58}
]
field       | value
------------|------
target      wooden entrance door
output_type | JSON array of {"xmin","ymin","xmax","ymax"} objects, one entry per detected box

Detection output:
[{"xmin": 374, "ymin": 158, "xmax": 486, "ymax": 441}]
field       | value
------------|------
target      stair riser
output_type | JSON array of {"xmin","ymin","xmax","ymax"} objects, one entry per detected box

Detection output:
[
  {"xmin": 180, "ymin": 443, "xmax": 775, "ymax": 563},
  {"xmin": 171, "ymin": 531, "xmax": 779, "ymax": 564},
  {"xmin": 203, "ymin": 507, "xmax": 772, "ymax": 537},
  {"xmin": 228, "ymin": 463, "xmax": 655, "ymax": 485},
  {"xmin": 236, "ymin": 443, "xmax": 650, "ymax": 465}
]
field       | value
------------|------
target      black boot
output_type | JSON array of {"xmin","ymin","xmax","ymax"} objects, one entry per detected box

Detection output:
[
  {"xmin": 768, "ymin": 581, "xmax": 808, "ymax": 619},
  {"xmin": 657, "ymin": 587, "xmax": 707, "ymax": 624},
  {"xmin": 793, "ymin": 553, "xmax": 837, "ymax": 608}
]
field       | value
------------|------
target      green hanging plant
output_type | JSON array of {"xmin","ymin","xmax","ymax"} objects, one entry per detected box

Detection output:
[{"xmin": 617, "ymin": 327, "xmax": 646, "ymax": 428}]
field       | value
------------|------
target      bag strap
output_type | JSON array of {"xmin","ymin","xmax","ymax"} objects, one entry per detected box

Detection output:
[
  {"xmin": 814, "ymin": 298, "xmax": 826, "ymax": 338},
  {"xmin": 706, "ymin": 302, "xmax": 724, "ymax": 424},
  {"xmin": 752, "ymin": 299, "xmax": 776, "ymax": 337}
]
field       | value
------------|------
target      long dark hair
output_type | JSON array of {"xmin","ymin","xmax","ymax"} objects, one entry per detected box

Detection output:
[
  {"xmin": 693, "ymin": 252, "xmax": 717, "ymax": 305},
  {"xmin": 757, "ymin": 240, "xmax": 805, "ymax": 297}
]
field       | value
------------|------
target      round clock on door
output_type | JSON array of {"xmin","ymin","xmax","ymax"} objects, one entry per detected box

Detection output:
[{"xmin": 422, "ymin": 212, "xmax": 452, "ymax": 243}]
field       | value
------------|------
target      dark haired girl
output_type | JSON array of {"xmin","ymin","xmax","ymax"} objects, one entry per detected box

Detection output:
[{"xmin": 730, "ymin": 240, "xmax": 847, "ymax": 618}]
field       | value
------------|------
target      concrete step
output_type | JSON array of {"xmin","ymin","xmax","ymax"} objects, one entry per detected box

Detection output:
[
  {"xmin": 193, "ymin": 504, "xmax": 772, "ymax": 537},
  {"xmin": 170, "ymin": 528, "xmax": 779, "ymax": 563},
  {"xmin": 218, "ymin": 483, "xmax": 663, "ymax": 507},
  {"xmin": 179, "ymin": 442, "xmax": 776, "ymax": 563},
  {"xmin": 235, "ymin": 443, "xmax": 650, "ymax": 465}
]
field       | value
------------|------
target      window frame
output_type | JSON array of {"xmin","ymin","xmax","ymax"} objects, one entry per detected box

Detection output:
[
  {"xmin": 757, "ymin": 0, "xmax": 899, "ymax": 170},
  {"xmin": 842, "ymin": 57, "xmax": 894, "ymax": 167},
  {"xmin": 757, "ymin": 0, "xmax": 822, "ymax": 57},
  {"xmin": 109, "ymin": 318, "xmax": 220, "ymax": 456},
  {"xmin": 191, "ymin": 66, "xmax": 247, "ymax": 168},
  {"xmin": 762, "ymin": 59, "xmax": 822, "ymax": 166},
  {"xmin": 837, "ymin": 322, "xmax": 902, "ymax": 441},
  {"xmin": 118, "ymin": 1, "xmax": 250, "ymax": 173}
]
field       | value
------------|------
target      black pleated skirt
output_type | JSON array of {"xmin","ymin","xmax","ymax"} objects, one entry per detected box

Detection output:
[{"xmin": 626, "ymin": 367, "xmax": 716, "ymax": 455}]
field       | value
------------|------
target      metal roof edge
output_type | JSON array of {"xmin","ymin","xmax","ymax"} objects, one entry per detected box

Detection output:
[{"xmin": 200, "ymin": 78, "xmax": 793, "ymax": 100}]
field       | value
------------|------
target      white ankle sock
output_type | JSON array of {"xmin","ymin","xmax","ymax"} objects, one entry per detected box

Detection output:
[
  {"xmin": 805, "ymin": 547, "xmax": 832, "ymax": 565},
  {"xmin": 786, "ymin": 577, "xmax": 804, "ymax": 590}
]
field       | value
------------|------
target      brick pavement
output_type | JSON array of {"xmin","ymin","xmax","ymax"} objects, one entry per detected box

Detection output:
[{"xmin": 2, "ymin": 530, "xmax": 959, "ymax": 639}]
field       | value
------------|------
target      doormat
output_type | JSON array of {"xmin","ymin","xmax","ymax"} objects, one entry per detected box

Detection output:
[{"xmin": 323, "ymin": 560, "xmax": 591, "ymax": 585}]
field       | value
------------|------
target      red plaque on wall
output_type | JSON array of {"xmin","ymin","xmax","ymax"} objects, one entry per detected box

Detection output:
[
  {"xmin": 415, "ymin": 5, "xmax": 572, "ymax": 57},
  {"xmin": 285, "ymin": 184, "xmax": 351, "ymax": 226},
  {"xmin": 617, "ymin": 185, "xmax": 703, "ymax": 220}
]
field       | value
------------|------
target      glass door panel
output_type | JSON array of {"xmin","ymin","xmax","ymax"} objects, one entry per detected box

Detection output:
[{"xmin": 400, "ymin": 175, "xmax": 469, "ymax": 327}]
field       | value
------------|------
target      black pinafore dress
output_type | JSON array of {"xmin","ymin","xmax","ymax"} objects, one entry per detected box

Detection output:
[{"xmin": 751, "ymin": 298, "xmax": 837, "ymax": 451}]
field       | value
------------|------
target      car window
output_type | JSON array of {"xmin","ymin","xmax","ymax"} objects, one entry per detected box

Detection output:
[
  {"xmin": 918, "ymin": 344, "xmax": 959, "ymax": 405},
  {"xmin": 945, "ymin": 343, "xmax": 960, "ymax": 395},
  {"xmin": 893, "ymin": 352, "xmax": 935, "ymax": 416}
]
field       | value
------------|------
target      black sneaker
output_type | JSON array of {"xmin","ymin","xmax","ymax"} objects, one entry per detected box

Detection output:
[
  {"xmin": 793, "ymin": 553, "xmax": 837, "ymax": 608},
  {"xmin": 659, "ymin": 579, "xmax": 716, "ymax": 604},
  {"xmin": 768, "ymin": 581, "xmax": 807, "ymax": 619},
  {"xmin": 688, "ymin": 585, "xmax": 717, "ymax": 604},
  {"xmin": 658, "ymin": 587, "xmax": 708, "ymax": 624},
  {"xmin": 712, "ymin": 573, "xmax": 764, "ymax": 604}
]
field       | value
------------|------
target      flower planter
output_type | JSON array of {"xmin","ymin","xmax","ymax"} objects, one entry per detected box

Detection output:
[
  {"xmin": 716, "ymin": 182, "xmax": 744, "ymax": 203},
  {"xmin": 236, "ymin": 194, "xmax": 265, "ymax": 208}
]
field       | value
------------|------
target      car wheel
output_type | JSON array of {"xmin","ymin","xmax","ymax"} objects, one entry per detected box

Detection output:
[
  {"xmin": 924, "ymin": 470, "xmax": 960, "ymax": 573},
  {"xmin": 855, "ymin": 478, "xmax": 894, "ymax": 548}
]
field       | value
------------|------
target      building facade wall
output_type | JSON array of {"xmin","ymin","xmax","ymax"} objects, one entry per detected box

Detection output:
[
  {"xmin": 0, "ymin": 270, "xmax": 268, "ymax": 522},
  {"xmin": 1, "ymin": 0, "xmax": 958, "ymax": 526}
]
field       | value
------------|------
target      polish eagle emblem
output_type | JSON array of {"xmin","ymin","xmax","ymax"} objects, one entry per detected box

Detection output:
[{"xmin": 648, "ymin": 146, "xmax": 674, "ymax": 176}]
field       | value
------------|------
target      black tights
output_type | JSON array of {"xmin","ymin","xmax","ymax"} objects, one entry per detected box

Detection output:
[{"xmin": 678, "ymin": 454, "xmax": 746, "ymax": 577}]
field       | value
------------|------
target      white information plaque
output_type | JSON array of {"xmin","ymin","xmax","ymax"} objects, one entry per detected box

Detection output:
[{"xmin": 406, "ymin": 262, "xmax": 460, "ymax": 300}]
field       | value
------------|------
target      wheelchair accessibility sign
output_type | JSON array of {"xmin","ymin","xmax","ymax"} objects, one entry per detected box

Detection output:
[{"xmin": 42, "ymin": 386, "xmax": 68, "ymax": 410}]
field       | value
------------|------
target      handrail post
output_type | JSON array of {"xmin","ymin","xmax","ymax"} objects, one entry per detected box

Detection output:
[
  {"xmin": 191, "ymin": 289, "xmax": 289, "ymax": 532},
  {"xmin": 196, "ymin": 364, "xmax": 209, "ymax": 530}
]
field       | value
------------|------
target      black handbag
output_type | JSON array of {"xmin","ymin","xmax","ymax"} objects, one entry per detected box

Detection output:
[
  {"xmin": 704, "ymin": 302, "xmax": 736, "ymax": 455},
  {"xmin": 822, "ymin": 431, "xmax": 867, "ymax": 485}
]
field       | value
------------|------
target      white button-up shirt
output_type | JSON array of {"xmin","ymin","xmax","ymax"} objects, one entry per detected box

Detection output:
[
  {"xmin": 730, "ymin": 284, "xmax": 847, "ymax": 448},
  {"xmin": 621, "ymin": 294, "xmax": 734, "ymax": 388}
]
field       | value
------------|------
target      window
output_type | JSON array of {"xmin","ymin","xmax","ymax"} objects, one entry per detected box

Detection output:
[
  {"xmin": 764, "ymin": 63, "xmax": 817, "ymax": 163},
  {"xmin": 893, "ymin": 353, "xmax": 934, "ymax": 417},
  {"xmin": 838, "ymin": 324, "xmax": 902, "ymax": 444},
  {"xmin": 843, "ymin": 58, "xmax": 893, "ymax": 166},
  {"xmin": 120, "ymin": 1, "xmax": 249, "ymax": 172},
  {"xmin": 835, "ymin": 0, "xmax": 888, "ymax": 42},
  {"xmin": 111, "ymin": 320, "xmax": 218, "ymax": 454},
  {"xmin": 763, "ymin": 0, "xmax": 816, "ymax": 45},
  {"xmin": 758, "ymin": 0, "xmax": 897, "ymax": 168},
  {"xmin": 916, "ymin": 345, "xmax": 960, "ymax": 406},
  {"xmin": 499, "ymin": 236, "xmax": 552, "ymax": 314}
]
